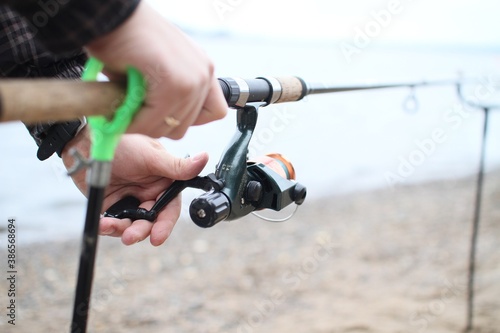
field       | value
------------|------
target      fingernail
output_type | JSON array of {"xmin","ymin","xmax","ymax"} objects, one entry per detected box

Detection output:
[
  {"xmin": 191, "ymin": 152, "xmax": 206, "ymax": 162},
  {"xmin": 100, "ymin": 227, "xmax": 114, "ymax": 235}
]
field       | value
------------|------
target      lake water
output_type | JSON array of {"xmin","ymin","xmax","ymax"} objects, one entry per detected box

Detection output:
[{"xmin": 1, "ymin": 35, "xmax": 499, "ymax": 243}]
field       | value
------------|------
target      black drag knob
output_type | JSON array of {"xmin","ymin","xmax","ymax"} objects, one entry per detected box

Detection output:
[
  {"xmin": 292, "ymin": 183, "xmax": 307, "ymax": 205},
  {"xmin": 189, "ymin": 192, "xmax": 231, "ymax": 228}
]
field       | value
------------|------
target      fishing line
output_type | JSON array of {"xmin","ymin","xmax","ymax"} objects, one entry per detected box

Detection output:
[{"xmin": 251, "ymin": 204, "xmax": 299, "ymax": 222}]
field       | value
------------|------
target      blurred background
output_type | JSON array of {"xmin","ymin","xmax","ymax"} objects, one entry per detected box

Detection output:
[{"xmin": 0, "ymin": 0, "xmax": 499, "ymax": 241}]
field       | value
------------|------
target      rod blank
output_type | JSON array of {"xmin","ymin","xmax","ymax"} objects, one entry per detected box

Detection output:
[{"xmin": 306, "ymin": 79, "xmax": 465, "ymax": 95}]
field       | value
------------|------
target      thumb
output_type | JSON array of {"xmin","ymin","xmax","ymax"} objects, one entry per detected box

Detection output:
[{"xmin": 152, "ymin": 151, "xmax": 209, "ymax": 180}]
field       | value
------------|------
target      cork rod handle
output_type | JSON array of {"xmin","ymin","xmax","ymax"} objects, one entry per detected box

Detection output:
[{"xmin": 0, "ymin": 80, "xmax": 126, "ymax": 124}]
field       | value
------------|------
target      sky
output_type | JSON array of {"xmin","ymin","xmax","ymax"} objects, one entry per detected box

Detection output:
[{"xmin": 146, "ymin": 0, "xmax": 500, "ymax": 48}]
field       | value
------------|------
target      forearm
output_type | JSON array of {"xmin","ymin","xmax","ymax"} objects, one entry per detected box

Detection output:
[{"xmin": 4, "ymin": 0, "xmax": 140, "ymax": 54}]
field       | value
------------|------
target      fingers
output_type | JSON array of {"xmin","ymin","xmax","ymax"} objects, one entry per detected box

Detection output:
[
  {"xmin": 164, "ymin": 73, "xmax": 228, "ymax": 138},
  {"xmin": 87, "ymin": 2, "xmax": 227, "ymax": 139},
  {"xmin": 99, "ymin": 216, "xmax": 130, "ymax": 238},
  {"xmin": 99, "ymin": 195, "xmax": 182, "ymax": 246},
  {"xmin": 99, "ymin": 135, "xmax": 208, "ymax": 247},
  {"xmin": 109, "ymin": 134, "xmax": 209, "ymax": 186},
  {"xmin": 146, "ymin": 150, "xmax": 209, "ymax": 181},
  {"xmin": 99, "ymin": 199, "xmax": 156, "ymax": 244},
  {"xmin": 127, "ymin": 64, "xmax": 226, "ymax": 139},
  {"xmin": 192, "ymin": 76, "xmax": 228, "ymax": 126},
  {"xmin": 150, "ymin": 194, "xmax": 182, "ymax": 246}
]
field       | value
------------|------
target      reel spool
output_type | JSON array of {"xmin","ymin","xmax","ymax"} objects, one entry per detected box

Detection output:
[
  {"xmin": 248, "ymin": 153, "xmax": 296, "ymax": 180},
  {"xmin": 189, "ymin": 153, "xmax": 306, "ymax": 228}
]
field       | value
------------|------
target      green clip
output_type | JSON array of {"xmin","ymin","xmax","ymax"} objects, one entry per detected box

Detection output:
[{"xmin": 82, "ymin": 57, "xmax": 146, "ymax": 162}]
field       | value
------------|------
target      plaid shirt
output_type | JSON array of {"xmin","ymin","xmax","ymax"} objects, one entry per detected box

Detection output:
[
  {"xmin": 0, "ymin": 0, "xmax": 140, "ymax": 148},
  {"xmin": 4, "ymin": 0, "xmax": 140, "ymax": 54}
]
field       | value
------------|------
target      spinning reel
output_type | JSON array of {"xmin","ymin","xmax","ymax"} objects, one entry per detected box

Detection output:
[{"xmin": 104, "ymin": 101, "xmax": 307, "ymax": 227}]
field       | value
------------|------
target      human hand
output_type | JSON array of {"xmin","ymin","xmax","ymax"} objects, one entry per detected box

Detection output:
[
  {"xmin": 62, "ymin": 127, "xmax": 208, "ymax": 246},
  {"xmin": 85, "ymin": 1, "xmax": 227, "ymax": 139}
]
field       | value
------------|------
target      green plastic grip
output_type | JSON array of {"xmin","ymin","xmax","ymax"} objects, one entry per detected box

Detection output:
[{"xmin": 82, "ymin": 57, "xmax": 146, "ymax": 161}]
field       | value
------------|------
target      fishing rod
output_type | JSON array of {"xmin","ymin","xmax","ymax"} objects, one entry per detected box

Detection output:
[{"xmin": 0, "ymin": 76, "xmax": 472, "ymax": 124}]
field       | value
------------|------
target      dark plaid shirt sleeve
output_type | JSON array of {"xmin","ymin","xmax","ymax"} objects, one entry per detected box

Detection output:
[
  {"xmin": 2, "ymin": 0, "xmax": 141, "ymax": 54},
  {"xmin": 0, "ymin": 1, "xmax": 140, "ymax": 157}
]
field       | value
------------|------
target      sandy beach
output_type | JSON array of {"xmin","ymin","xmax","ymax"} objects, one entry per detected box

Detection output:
[{"xmin": 1, "ymin": 169, "xmax": 499, "ymax": 333}]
